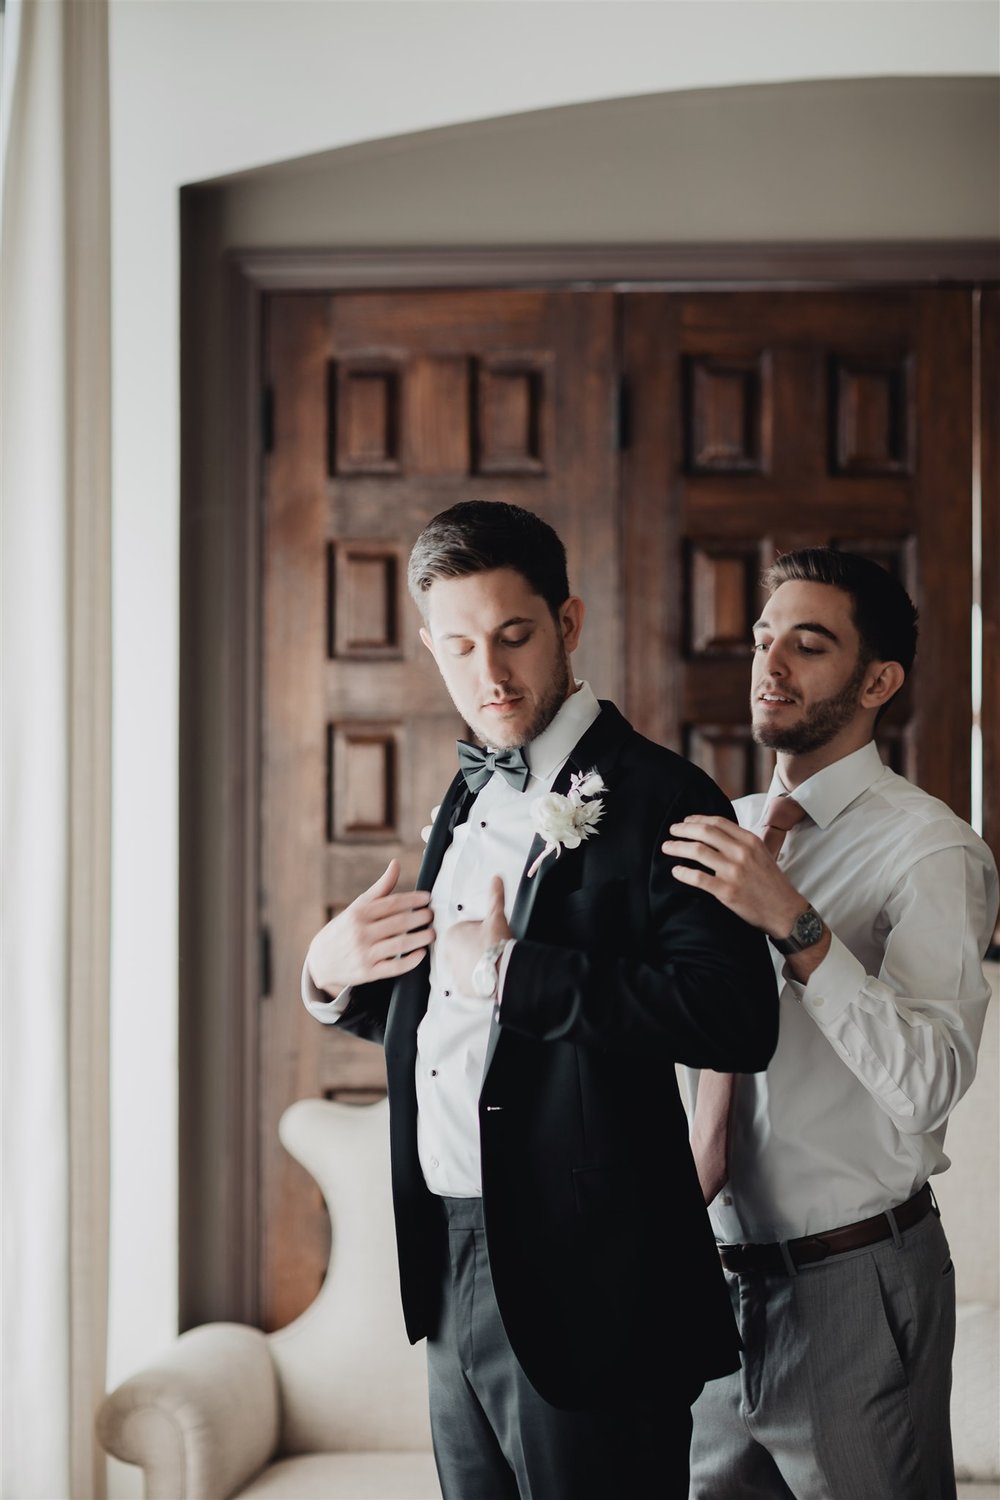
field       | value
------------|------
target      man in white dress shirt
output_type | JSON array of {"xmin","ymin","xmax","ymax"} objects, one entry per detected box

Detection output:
[
  {"xmin": 663, "ymin": 547, "xmax": 998, "ymax": 1500},
  {"xmin": 303, "ymin": 502, "xmax": 779, "ymax": 1500}
]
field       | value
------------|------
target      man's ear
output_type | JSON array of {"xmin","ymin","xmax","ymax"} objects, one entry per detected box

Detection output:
[
  {"xmin": 419, "ymin": 625, "xmax": 436, "ymax": 660},
  {"xmin": 861, "ymin": 659, "xmax": 905, "ymax": 712},
  {"xmin": 559, "ymin": 596, "xmax": 585, "ymax": 654}
]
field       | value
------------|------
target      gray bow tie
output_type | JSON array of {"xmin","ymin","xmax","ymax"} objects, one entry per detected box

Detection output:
[{"xmin": 456, "ymin": 740, "xmax": 531, "ymax": 794}]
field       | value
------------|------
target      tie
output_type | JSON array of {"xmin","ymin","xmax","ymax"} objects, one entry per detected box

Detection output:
[
  {"xmin": 690, "ymin": 794, "xmax": 808, "ymax": 1203},
  {"xmin": 457, "ymin": 740, "xmax": 531, "ymax": 794},
  {"xmin": 760, "ymin": 794, "xmax": 809, "ymax": 857}
]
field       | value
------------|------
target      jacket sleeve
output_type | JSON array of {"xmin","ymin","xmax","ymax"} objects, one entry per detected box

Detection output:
[
  {"xmin": 498, "ymin": 781, "xmax": 779, "ymax": 1072},
  {"xmin": 300, "ymin": 961, "xmax": 395, "ymax": 1047}
]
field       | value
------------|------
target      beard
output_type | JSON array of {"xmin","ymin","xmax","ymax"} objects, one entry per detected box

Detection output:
[
  {"xmin": 470, "ymin": 646, "xmax": 571, "ymax": 750},
  {"xmin": 752, "ymin": 658, "xmax": 869, "ymax": 755}
]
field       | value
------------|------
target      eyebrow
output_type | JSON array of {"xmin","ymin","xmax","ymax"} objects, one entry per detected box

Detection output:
[
  {"xmin": 440, "ymin": 616, "xmax": 536, "ymax": 641},
  {"xmin": 753, "ymin": 618, "xmax": 842, "ymax": 645}
]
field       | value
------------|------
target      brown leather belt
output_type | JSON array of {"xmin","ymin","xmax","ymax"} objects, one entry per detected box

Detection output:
[{"xmin": 718, "ymin": 1183, "xmax": 935, "ymax": 1276}]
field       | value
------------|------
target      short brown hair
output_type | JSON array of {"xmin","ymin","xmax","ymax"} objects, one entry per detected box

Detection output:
[
  {"xmin": 765, "ymin": 548, "xmax": 918, "ymax": 724},
  {"xmin": 407, "ymin": 501, "xmax": 570, "ymax": 618}
]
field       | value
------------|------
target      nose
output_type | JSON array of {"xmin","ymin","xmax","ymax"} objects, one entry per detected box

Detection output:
[
  {"xmin": 481, "ymin": 642, "xmax": 511, "ymax": 692},
  {"xmin": 762, "ymin": 640, "xmax": 788, "ymax": 677}
]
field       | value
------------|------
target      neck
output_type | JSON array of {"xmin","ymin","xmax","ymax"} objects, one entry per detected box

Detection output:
[{"xmin": 777, "ymin": 727, "xmax": 876, "ymax": 790}]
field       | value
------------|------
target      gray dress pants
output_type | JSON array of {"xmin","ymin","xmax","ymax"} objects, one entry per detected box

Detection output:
[
  {"xmin": 427, "ymin": 1196, "xmax": 696, "ymax": 1500},
  {"xmin": 689, "ymin": 1208, "xmax": 957, "ymax": 1500}
]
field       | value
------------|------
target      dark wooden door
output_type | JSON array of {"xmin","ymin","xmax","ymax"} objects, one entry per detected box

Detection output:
[
  {"xmin": 259, "ymin": 285, "xmax": 976, "ymax": 1331},
  {"xmin": 622, "ymin": 290, "xmax": 972, "ymax": 810},
  {"xmin": 261, "ymin": 290, "xmax": 618, "ymax": 1328}
]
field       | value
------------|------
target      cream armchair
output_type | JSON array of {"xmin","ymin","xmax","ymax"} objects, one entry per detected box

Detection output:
[{"xmin": 97, "ymin": 1098, "xmax": 440, "ymax": 1499}]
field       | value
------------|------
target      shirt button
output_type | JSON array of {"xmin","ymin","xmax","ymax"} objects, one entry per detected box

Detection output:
[
  {"xmin": 456, "ymin": 903, "xmax": 464, "ymax": 912},
  {"xmin": 443, "ymin": 989, "xmax": 451, "ymax": 998},
  {"xmin": 430, "ymin": 1069, "xmax": 438, "ymax": 1077},
  {"xmin": 812, "ymin": 996, "xmax": 825, "ymax": 1007},
  {"xmin": 431, "ymin": 1157, "xmax": 439, "ymax": 1168},
  {"xmin": 480, "ymin": 820, "xmax": 487, "ymax": 828},
  {"xmin": 721, "ymin": 1194, "xmax": 733, "ymax": 1206}
]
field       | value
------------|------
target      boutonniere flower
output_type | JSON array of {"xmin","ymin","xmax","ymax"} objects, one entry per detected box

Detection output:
[{"xmin": 527, "ymin": 769, "xmax": 606, "ymax": 878}]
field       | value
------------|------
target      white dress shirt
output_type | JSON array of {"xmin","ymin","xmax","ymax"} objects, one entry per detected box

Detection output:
[
  {"xmin": 692, "ymin": 740, "xmax": 998, "ymax": 1246},
  {"xmin": 303, "ymin": 681, "xmax": 602, "ymax": 1197}
]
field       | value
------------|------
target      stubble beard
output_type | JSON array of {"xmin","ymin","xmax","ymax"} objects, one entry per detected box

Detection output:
[
  {"xmin": 752, "ymin": 658, "xmax": 869, "ymax": 755},
  {"xmin": 471, "ymin": 647, "xmax": 572, "ymax": 750}
]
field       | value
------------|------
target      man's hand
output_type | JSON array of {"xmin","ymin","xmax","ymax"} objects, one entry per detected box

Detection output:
[
  {"xmin": 441, "ymin": 875, "xmax": 512, "ymax": 999},
  {"xmin": 306, "ymin": 859, "xmax": 434, "ymax": 994},
  {"xmin": 662, "ymin": 815, "xmax": 810, "ymax": 941}
]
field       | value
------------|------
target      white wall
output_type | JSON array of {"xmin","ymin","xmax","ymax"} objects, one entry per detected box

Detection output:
[
  {"xmin": 217, "ymin": 77, "xmax": 999, "ymax": 246},
  {"xmin": 106, "ymin": 1, "xmax": 999, "ymax": 1489}
]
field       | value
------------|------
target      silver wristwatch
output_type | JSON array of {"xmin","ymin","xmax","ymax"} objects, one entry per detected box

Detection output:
[
  {"xmin": 471, "ymin": 940, "xmax": 507, "ymax": 999},
  {"xmin": 771, "ymin": 905, "xmax": 825, "ymax": 955}
]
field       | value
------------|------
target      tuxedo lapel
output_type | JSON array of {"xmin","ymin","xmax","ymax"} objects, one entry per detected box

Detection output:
[
  {"xmin": 384, "ymin": 771, "xmax": 469, "ymax": 1061},
  {"xmin": 508, "ymin": 756, "xmax": 576, "ymax": 940},
  {"xmin": 510, "ymin": 701, "xmax": 631, "ymax": 938},
  {"xmin": 483, "ymin": 702, "xmax": 633, "ymax": 1080},
  {"xmin": 416, "ymin": 771, "xmax": 469, "ymax": 893}
]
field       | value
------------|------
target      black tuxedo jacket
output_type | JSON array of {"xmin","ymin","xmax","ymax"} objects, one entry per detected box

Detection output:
[{"xmin": 333, "ymin": 702, "xmax": 778, "ymax": 1410}]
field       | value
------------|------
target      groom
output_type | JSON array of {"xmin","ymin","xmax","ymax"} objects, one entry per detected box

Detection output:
[{"xmin": 303, "ymin": 501, "xmax": 778, "ymax": 1499}]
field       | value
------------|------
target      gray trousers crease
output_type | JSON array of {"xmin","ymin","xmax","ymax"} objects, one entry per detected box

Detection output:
[
  {"xmin": 427, "ymin": 1195, "xmax": 694, "ymax": 1500},
  {"xmin": 689, "ymin": 1208, "xmax": 957, "ymax": 1500}
]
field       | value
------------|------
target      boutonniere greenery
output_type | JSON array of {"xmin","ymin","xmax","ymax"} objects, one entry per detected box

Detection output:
[{"xmin": 527, "ymin": 768, "xmax": 606, "ymax": 878}]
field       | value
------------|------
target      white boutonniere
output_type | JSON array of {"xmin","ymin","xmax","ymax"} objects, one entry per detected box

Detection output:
[{"xmin": 527, "ymin": 768, "xmax": 606, "ymax": 878}]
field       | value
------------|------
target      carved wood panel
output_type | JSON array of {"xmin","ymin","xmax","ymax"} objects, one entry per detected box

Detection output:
[{"xmin": 831, "ymin": 356, "xmax": 914, "ymax": 475}]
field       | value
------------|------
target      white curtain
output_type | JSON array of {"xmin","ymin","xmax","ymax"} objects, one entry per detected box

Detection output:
[{"xmin": 1, "ymin": 2, "xmax": 112, "ymax": 1496}]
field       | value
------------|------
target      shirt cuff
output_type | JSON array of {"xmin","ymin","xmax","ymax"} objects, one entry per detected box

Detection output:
[
  {"xmin": 300, "ymin": 956, "xmax": 352, "ymax": 1023},
  {"xmin": 795, "ymin": 931, "xmax": 868, "ymax": 1026},
  {"xmin": 495, "ymin": 939, "xmax": 517, "ymax": 1007}
]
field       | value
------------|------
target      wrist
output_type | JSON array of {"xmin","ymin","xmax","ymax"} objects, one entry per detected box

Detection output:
[
  {"xmin": 765, "ymin": 895, "xmax": 811, "ymax": 943},
  {"xmin": 770, "ymin": 903, "xmax": 826, "ymax": 956},
  {"xmin": 786, "ymin": 923, "xmax": 832, "ymax": 980},
  {"xmin": 471, "ymin": 940, "xmax": 507, "ymax": 999}
]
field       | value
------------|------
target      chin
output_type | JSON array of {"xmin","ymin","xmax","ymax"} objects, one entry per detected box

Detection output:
[
  {"xmin": 751, "ymin": 718, "xmax": 794, "ymax": 751},
  {"xmin": 477, "ymin": 718, "xmax": 529, "ymax": 750}
]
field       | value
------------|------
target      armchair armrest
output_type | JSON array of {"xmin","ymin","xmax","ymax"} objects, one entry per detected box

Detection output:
[{"xmin": 96, "ymin": 1323, "xmax": 280, "ymax": 1499}]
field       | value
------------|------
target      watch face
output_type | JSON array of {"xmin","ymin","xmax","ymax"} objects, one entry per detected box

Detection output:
[
  {"xmin": 472, "ymin": 956, "xmax": 498, "ymax": 998},
  {"xmin": 792, "ymin": 907, "xmax": 824, "ymax": 949},
  {"xmin": 772, "ymin": 906, "xmax": 824, "ymax": 955}
]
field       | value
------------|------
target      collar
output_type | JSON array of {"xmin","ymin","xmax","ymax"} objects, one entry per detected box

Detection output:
[
  {"xmin": 766, "ymin": 740, "xmax": 887, "ymax": 831},
  {"xmin": 525, "ymin": 680, "xmax": 601, "ymax": 783}
]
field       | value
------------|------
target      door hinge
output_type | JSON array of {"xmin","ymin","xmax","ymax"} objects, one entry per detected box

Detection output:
[
  {"xmin": 616, "ymin": 376, "xmax": 631, "ymax": 451},
  {"xmin": 260, "ymin": 925, "xmax": 273, "ymax": 998},
  {"xmin": 261, "ymin": 386, "xmax": 274, "ymax": 454}
]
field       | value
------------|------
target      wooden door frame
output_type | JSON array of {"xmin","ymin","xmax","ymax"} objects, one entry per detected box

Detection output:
[{"xmin": 180, "ymin": 239, "xmax": 999, "ymax": 1330}]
